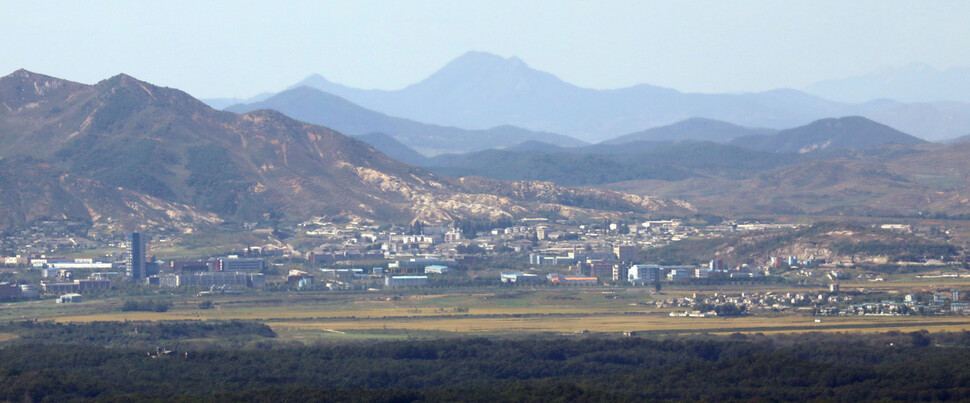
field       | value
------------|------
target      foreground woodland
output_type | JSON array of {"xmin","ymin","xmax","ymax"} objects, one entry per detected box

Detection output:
[{"xmin": 0, "ymin": 321, "xmax": 969, "ymax": 401}]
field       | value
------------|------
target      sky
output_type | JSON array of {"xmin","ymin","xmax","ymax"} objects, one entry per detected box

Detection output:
[{"xmin": 2, "ymin": 0, "xmax": 969, "ymax": 99}]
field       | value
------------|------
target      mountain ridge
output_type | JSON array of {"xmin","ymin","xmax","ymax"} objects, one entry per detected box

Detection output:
[
  {"xmin": 0, "ymin": 69, "xmax": 691, "ymax": 231},
  {"xmin": 246, "ymin": 51, "xmax": 970, "ymax": 142},
  {"xmin": 806, "ymin": 63, "xmax": 970, "ymax": 104},
  {"xmin": 602, "ymin": 118, "xmax": 777, "ymax": 145},
  {"xmin": 226, "ymin": 85, "xmax": 587, "ymax": 155}
]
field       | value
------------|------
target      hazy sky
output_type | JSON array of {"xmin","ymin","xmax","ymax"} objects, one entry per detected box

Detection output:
[{"xmin": 2, "ymin": 0, "xmax": 968, "ymax": 98}]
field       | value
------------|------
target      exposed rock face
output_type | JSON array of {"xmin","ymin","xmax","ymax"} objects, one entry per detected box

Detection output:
[
  {"xmin": 753, "ymin": 224, "xmax": 947, "ymax": 266},
  {"xmin": 0, "ymin": 158, "xmax": 221, "ymax": 232},
  {"xmin": 456, "ymin": 177, "xmax": 695, "ymax": 216}
]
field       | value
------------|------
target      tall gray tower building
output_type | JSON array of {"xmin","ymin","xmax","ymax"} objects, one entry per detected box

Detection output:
[{"xmin": 126, "ymin": 232, "xmax": 145, "ymax": 280}]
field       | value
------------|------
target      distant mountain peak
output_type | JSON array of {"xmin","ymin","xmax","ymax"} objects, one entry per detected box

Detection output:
[
  {"xmin": 89, "ymin": 73, "xmax": 210, "ymax": 114},
  {"xmin": 7, "ymin": 68, "xmax": 35, "ymax": 78},
  {"xmin": 2, "ymin": 68, "xmax": 76, "ymax": 85},
  {"xmin": 288, "ymin": 72, "xmax": 356, "ymax": 94},
  {"xmin": 0, "ymin": 69, "xmax": 85, "ymax": 100},
  {"xmin": 431, "ymin": 51, "xmax": 538, "ymax": 77},
  {"xmin": 285, "ymin": 85, "xmax": 329, "ymax": 96},
  {"xmin": 92, "ymin": 74, "xmax": 154, "ymax": 94},
  {"xmin": 297, "ymin": 73, "xmax": 334, "ymax": 85},
  {"xmin": 680, "ymin": 117, "xmax": 730, "ymax": 124},
  {"xmin": 100, "ymin": 73, "xmax": 146, "ymax": 86},
  {"xmin": 453, "ymin": 50, "xmax": 514, "ymax": 63},
  {"xmin": 402, "ymin": 51, "xmax": 572, "ymax": 104},
  {"xmin": 806, "ymin": 116, "xmax": 877, "ymax": 128}
]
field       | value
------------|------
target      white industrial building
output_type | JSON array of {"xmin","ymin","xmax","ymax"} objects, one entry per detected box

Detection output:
[
  {"xmin": 158, "ymin": 272, "xmax": 265, "ymax": 288},
  {"xmin": 385, "ymin": 275, "xmax": 429, "ymax": 288},
  {"xmin": 628, "ymin": 264, "xmax": 660, "ymax": 284},
  {"xmin": 501, "ymin": 272, "xmax": 542, "ymax": 283},
  {"xmin": 56, "ymin": 293, "xmax": 83, "ymax": 303}
]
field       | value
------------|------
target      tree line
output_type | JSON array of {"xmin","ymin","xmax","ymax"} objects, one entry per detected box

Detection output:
[{"xmin": 2, "ymin": 322, "xmax": 970, "ymax": 401}]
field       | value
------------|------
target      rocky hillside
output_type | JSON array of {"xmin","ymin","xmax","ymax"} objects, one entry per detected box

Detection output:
[
  {"xmin": 0, "ymin": 69, "xmax": 691, "ymax": 232},
  {"xmin": 758, "ymin": 223, "xmax": 956, "ymax": 267},
  {"xmin": 641, "ymin": 222, "xmax": 957, "ymax": 268},
  {"xmin": 606, "ymin": 138, "xmax": 970, "ymax": 218},
  {"xmin": 0, "ymin": 158, "xmax": 220, "ymax": 231}
]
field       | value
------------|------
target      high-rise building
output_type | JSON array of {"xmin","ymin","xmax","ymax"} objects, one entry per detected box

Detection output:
[
  {"xmin": 126, "ymin": 232, "xmax": 145, "ymax": 280},
  {"xmin": 613, "ymin": 244, "xmax": 639, "ymax": 262}
]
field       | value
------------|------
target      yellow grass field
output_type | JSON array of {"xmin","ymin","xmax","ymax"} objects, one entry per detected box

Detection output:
[
  {"xmin": 50, "ymin": 303, "xmax": 657, "ymax": 323},
  {"xmin": 47, "ymin": 291, "xmax": 655, "ymax": 323},
  {"xmin": 267, "ymin": 314, "xmax": 970, "ymax": 337}
]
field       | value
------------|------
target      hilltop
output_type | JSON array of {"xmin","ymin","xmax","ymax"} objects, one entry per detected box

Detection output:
[
  {"xmin": 730, "ymin": 116, "xmax": 926, "ymax": 153},
  {"xmin": 603, "ymin": 118, "xmax": 776, "ymax": 144}
]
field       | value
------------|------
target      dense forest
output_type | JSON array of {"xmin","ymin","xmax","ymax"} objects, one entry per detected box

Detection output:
[{"xmin": 1, "ymin": 321, "xmax": 970, "ymax": 401}]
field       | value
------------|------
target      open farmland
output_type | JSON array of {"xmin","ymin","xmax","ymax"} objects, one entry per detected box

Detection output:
[{"xmin": 2, "ymin": 284, "xmax": 969, "ymax": 341}]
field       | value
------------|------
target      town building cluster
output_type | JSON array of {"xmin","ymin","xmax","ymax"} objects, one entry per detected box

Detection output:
[
  {"xmin": 1, "ymin": 217, "xmax": 964, "ymax": 323},
  {"xmin": 0, "ymin": 219, "xmax": 811, "ymax": 303}
]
